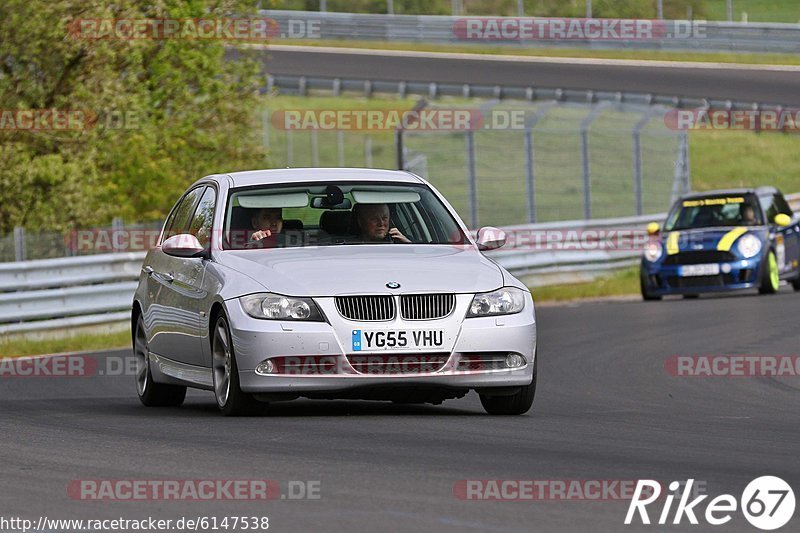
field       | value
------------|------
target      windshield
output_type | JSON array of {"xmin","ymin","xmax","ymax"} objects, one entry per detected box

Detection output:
[
  {"xmin": 663, "ymin": 194, "xmax": 764, "ymax": 231},
  {"xmin": 223, "ymin": 182, "xmax": 469, "ymax": 249}
]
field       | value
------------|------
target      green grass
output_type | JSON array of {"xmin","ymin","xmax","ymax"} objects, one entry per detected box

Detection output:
[
  {"xmin": 530, "ymin": 267, "xmax": 640, "ymax": 302},
  {"xmin": 705, "ymin": 0, "xmax": 800, "ymax": 22},
  {"xmin": 0, "ymin": 330, "xmax": 131, "ymax": 357},
  {"xmin": 280, "ymin": 39, "xmax": 800, "ymax": 66},
  {"xmin": 690, "ymin": 130, "xmax": 800, "ymax": 193}
]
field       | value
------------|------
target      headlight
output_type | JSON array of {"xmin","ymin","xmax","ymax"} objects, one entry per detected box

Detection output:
[
  {"xmin": 736, "ymin": 233, "xmax": 762, "ymax": 259},
  {"xmin": 240, "ymin": 293, "xmax": 325, "ymax": 321},
  {"xmin": 643, "ymin": 241, "xmax": 663, "ymax": 262},
  {"xmin": 467, "ymin": 287, "xmax": 526, "ymax": 318}
]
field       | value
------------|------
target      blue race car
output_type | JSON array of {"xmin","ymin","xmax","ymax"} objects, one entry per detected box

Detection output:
[{"xmin": 640, "ymin": 187, "xmax": 800, "ymax": 300}]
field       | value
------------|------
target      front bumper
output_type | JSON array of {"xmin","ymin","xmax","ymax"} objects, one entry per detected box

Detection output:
[
  {"xmin": 641, "ymin": 256, "xmax": 762, "ymax": 295},
  {"xmin": 224, "ymin": 293, "xmax": 536, "ymax": 394}
]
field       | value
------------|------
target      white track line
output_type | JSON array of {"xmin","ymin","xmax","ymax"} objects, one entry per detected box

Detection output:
[{"xmin": 264, "ymin": 44, "xmax": 800, "ymax": 72}]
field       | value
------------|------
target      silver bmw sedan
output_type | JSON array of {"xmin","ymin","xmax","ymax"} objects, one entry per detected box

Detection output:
[{"xmin": 132, "ymin": 168, "xmax": 537, "ymax": 415}]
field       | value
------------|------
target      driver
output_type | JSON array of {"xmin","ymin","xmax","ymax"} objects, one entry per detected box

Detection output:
[
  {"xmin": 354, "ymin": 203, "xmax": 410, "ymax": 243},
  {"xmin": 741, "ymin": 204, "xmax": 757, "ymax": 225}
]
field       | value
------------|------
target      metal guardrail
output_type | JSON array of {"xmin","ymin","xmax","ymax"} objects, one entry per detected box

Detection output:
[
  {"xmin": 2, "ymin": 193, "xmax": 797, "ymax": 334},
  {"xmin": 267, "ymin": 74, "xmax": 790, "ymax": 113},
  {"xmin": 262, "ymin": 10, "xmax": 800, "ymax": 54}
]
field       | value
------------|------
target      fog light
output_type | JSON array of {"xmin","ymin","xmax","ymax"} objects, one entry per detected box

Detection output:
[
  {"xmin": 721, "ymin": 263, "xmax": 732, "ymax": 274},
  {"xmin": 505, "ymin": 353, "xmax": 525, "ymax": 368},
  {"xmin": 256, "ymin": 359, "xmax": 276, "ymax": 374}
]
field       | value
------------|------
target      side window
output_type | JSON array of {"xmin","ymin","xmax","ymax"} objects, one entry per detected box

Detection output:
[
  {"xmin": 188, "ymin": 187, "xmax": 216, "ymax": 248},
  {"xmin": 759, "ymin": 195, "xmax": 779, "ymax": 224},
  {"xmin": 163, "ymin": 187, "xmax": 205, "ymax": 242},
  {"xmin": 773, "ymin": 193, "xmax": 793, "ymax": 217}
]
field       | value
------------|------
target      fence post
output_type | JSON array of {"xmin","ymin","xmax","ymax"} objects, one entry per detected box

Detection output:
[
  {"xmin": 365, "ymin": 136, "xmax": 373, "ymax": 167},
  {"xmin": 632, "ymin": 110, "xmax": 655, "ymax": 216},
  {"xmin": 337, "ymin": 131, "xmax": 345, "ymax": 166},
  {"xmin": 311, "ymin": 129, "xmax": 320, "ymax": 167},
  {"xmin": 524, "ymin": 128, "xmax": 536, "ymax": 223},
  {"xmin": 13, "ymin": 226, "xmax": 26, "ymax": 262},
  {"xmin": 261, "ymin": 109, "xmax": 270, "ymax": 159},
  {"xmin": 523, "ymin": 103, "xmax": 554, "ymax": 223},
  {"xmin": 394, "ymin": 129, "xmax": 404, "ymax": 169},
  {"xmin": 286, "ymin": 130, "xmax": 294, "ymax": 166},
  {"xmin": 680, "ymin": 131, "xmax": 691, "ymax": 194},
  {"xmin": 466, "ymin": 131, "xmax": 478, "ymax": 228},
  {"xmin": 111, "ymin": 217, "xmax": 124, "ymax": 253},
  {"xmin": 580, "ymin": 102, "xmax": 609, "ymax": 219}
]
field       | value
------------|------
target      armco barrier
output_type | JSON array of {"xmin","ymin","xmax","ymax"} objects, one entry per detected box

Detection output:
[
  {"xmin": 261, "ymin": 10, "xmax": 800, "ymax": 54},
  {"xmin": 1, "ymin": 192, "xmax": 797, "ymax": 334}
]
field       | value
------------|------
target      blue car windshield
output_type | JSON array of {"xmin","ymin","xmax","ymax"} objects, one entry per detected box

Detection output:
[{"xmin": 664, "ymin": 195, "xmax": 764, "ymax": 231}]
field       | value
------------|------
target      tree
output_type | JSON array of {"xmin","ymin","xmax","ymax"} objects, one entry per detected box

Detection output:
[{"xmin": 0, "ymin": 0, "xmax": 268, "ymax": 232}]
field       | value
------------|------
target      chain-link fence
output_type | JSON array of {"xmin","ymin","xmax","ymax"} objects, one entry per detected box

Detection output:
[
  {"xmin": 266, "ymin": 99, "xmax": 689, "ymax": 229},
  {"xmin": 1, "ymin": 99, "xmax": 688, "ymax": 262}
]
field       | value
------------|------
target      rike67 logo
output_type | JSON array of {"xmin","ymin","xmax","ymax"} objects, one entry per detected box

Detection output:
[{"xmin": 625, "ymin": 477, "xmax": 795, "ymax": 530}]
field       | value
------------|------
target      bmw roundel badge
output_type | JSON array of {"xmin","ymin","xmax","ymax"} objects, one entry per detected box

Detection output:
[{"xmin": 386, "ymin": 281, "xmax": 401, "ymax": 289}]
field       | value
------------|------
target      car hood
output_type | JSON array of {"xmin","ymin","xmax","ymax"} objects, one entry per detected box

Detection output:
[
  {"xmin": 217, "ymin": 245, "xmax": 505, "ymax": 296},
  {"xmin": 662, "ymin": 226, "xmax": 766, "ymax": 253}
]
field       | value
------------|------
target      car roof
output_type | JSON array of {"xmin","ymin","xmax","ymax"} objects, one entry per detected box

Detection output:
[
  {"xmin": 215, "ymin": 168, "xmax": 424, "ymax": 188},
  {"xmin": 680, "ymin": 186, "xmax": 778, "ymax": 200}
]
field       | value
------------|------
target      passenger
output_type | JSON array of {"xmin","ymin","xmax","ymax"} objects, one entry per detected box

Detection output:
[
  {"xmin": 354, "ymin": 203, "xmax": 410, "ymax": 243},
  {"xmin": 248, "ymin": 207, "xmax": 284, "ymax": 247}
]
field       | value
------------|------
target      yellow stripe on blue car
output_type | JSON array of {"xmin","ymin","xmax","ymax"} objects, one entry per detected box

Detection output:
[
  {"xmin": 666, "ymin": 232, "xmax": 680, "ymax": 255},
  {"xmin": 717, "ymin": 227, "xmax": 748, "ymax": 252}
]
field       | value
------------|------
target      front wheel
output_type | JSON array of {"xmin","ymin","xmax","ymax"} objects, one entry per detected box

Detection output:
[
  {"xmin": 758, "ymin": 250, "xmax": 780, "ymax": 295},
  {"xmin": 212, "ymin": 314, "xmax": 267, "ymax": 416},
  {"xmin": 479, "ymin": 354, "xmax": 537, "ymax": 415},
  {"xmin": 640, "ymin": 269, "xmax": 662, "ymax": 301},
  {"xmin": 133, "ymin": 314, "xmax": 186, "ymax": 407}
]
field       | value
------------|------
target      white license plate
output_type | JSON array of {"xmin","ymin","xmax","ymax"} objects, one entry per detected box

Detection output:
[
  {"xmin": 679, "ymin": 264, "xmax": 720, "ymax": 277},
  {"xmin": 351, "ymin": 329, "xmax": 444, "ymax": 351}
]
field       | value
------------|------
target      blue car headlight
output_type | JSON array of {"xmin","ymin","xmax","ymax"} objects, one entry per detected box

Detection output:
[
  {"xmin": 736, "ymin": 234, "xmax": 762, "ymax": 259},
  {"xmin": 643, "ymin": 241, "xmax": 663, "ymax": 262}
]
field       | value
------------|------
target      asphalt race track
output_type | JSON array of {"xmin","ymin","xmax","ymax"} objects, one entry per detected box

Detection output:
[
  {"xmin": 258, "ymin": 46, "xmax": 800, "ymax": 107},
  {"xmin": 1, "ymin": 291, "xmax": 799, "ymax": 532}
]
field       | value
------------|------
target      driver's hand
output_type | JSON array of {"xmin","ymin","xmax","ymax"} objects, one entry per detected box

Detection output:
[
  {"xmin": 251, "ymin": 229, "xmax": 272, "ymax": 241},
  {"xmin": 389, "ymin": 228, "xmax": 411, "ymax": 243}
]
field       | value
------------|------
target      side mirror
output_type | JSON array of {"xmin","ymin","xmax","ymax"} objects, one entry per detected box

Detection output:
[
  {"xmin": 646, "ymin": 222, "xmax": 660, "ymax": 236},
  {"xmin": 162, "ymin": 234, "xmax": 205, "ymax": 258},
  {"xmin": 774, "ymin": 213, "xmax": 791, "ymax": 227},
  {"xmin": 476, "ymin": 226, "xmax": 506, "ymax": 251}
]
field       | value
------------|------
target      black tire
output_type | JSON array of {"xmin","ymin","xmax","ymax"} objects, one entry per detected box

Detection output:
[
  {"xmin": 758, "ymin": 250, "xmax": 780, "ymax": 295},
  {"xmin": 792, "ymin": 276, "xmax": 800, "ymax": 292},
  {"xmin": 479, "ymin": 354, "xmax": 537, "ymax": 415},
  {"xmin": 212, "ymin": 314, "xmax": 268, "ymax": 416},
  {"xmin": 133, "ymin": 313, "xmax": 186, "ymax": 407},
  {"xmin": 640, "ymin": 269, "xmax": 662, "ymax": 301}
]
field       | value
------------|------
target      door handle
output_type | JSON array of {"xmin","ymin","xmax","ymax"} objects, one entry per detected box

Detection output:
[{"xmin": 143, "ymin": 265, "xmax": 154, "ymax": 275}]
